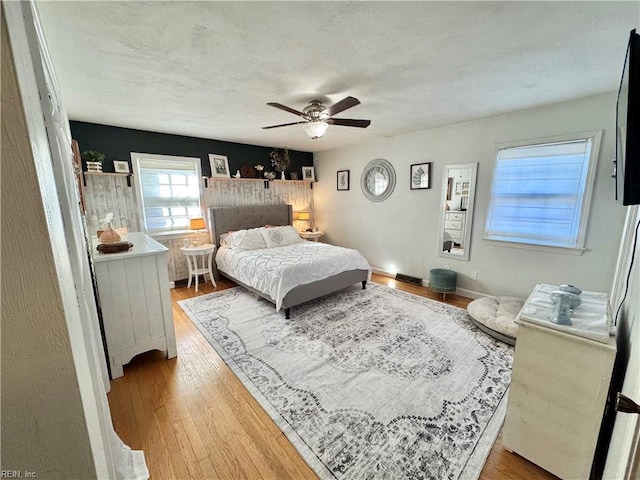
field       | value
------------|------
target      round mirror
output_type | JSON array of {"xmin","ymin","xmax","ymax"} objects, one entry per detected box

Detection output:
[{"xmin": 361, "ymin": 159, "xmax": 396, "ymax": 202}]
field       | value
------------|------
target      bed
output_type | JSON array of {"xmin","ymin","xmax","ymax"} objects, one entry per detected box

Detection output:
[{"xmin": 208, "ymin": 205, "xmax": 371, "ymax": 318}]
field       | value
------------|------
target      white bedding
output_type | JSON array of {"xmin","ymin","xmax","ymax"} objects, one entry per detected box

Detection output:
[{"xmin": 216, "ymin": 241, "xmax": 371, "ymax": 311}]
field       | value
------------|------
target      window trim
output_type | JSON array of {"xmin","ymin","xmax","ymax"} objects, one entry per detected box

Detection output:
[
  {"xmin": 483, "ymin": 130, "xmax": 602, "ymax": 253},
  {"xmin": 130, "ymin": 152, "xmax": 204, "ymax": 237}
]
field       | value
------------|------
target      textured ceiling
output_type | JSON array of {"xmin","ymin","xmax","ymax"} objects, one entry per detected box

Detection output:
[{"xmin": 37, "ymin": 1, "xmax": 638, "ymax": 152}]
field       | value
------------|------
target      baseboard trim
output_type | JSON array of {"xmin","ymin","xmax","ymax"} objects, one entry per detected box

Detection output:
[
  {"xmin": 371, "ymin": 267, "xmax": 396, "ymax": 278},
  {"xmin": 370, "ymin": 266, "xmax": 485, "ymax": 300}
]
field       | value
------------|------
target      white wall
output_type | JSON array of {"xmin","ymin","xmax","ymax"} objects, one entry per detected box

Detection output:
[
  {"xmin": 315, "ymin": 93, "xmax": 626, "ymax": 298},
  {"xmin": 1, "ymin": 8, "xmax": 97, "ymax": 476}
]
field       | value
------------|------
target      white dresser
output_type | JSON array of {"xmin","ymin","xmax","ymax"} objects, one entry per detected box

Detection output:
[
  {"xmin": 502, "ymin": 284, "xmax": 616, "ymax": 479},
  {"xmin": 92, "ymin": 232, "xmax": 177, "ymax": 379},
  {"xmin": 444, "ymin": 210, "xmax": 466, "ymax": 244}
]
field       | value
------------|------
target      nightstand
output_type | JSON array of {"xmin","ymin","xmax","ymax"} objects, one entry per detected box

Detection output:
[
  {"xmin": 300, "ymin": 231, "xmax": 324, "ymax": 242},
  {"xmin": 180, "ymin": 243, "xmax": 217, "ymax": 292}
]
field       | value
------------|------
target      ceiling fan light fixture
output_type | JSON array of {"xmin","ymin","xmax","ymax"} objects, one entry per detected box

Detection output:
[{"xmin": 303, "ymin": 121, "xmax": 329, "ymax": 139}]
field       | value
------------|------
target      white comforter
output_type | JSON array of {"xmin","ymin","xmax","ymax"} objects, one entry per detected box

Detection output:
[{"xmin": 216, "ymin": 241, "xmax": 371, "ymax": 311}]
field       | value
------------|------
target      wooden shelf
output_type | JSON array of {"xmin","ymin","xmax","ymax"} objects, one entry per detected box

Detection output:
[
  {"xmin": 83, "ymin": 171, "xmax": 132, "ymax": 186},
  {"xmin": 205, "ymin": 176, "xmax": 314, "ymax": 189},
  {"xmin": 84, "ymin": 171, "xmax": 131, "ymax": 176}
]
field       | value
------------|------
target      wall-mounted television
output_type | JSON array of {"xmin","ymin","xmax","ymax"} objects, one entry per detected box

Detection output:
[{"xmin": 616, "ymin": 29, "xmax": 640, "ymax": 205}]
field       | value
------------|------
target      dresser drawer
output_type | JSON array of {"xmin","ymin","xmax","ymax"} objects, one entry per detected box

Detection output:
[
  {"xmin": 445, "ymin": 220, "xmax": 462, "ymax": 231},
  {"xmin": 446, "ymin": 230, "xmax": 462, "ymax": 241},
  {"xmin": 446, "ymin": 212, "xmax": 465, "ymax": 221}
]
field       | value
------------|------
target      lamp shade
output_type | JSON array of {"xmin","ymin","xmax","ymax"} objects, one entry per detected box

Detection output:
[
  {"xmin": 189, "ymin": 217, "xmax": 206, "ymax": 230},
  {"xmin": 303, "ymin": 121, "xmax": 329, "ymax": 139},
  {"xmin": 297, "ymin": 211, "xmax": 310, "ymax": 221}
]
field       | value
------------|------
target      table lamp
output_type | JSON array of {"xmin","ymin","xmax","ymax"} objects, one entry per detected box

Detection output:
[
  {"xmin": 297, "ymin": 211, "xmax": 311, "ymax": 232},
  {"xmin": 189, "ymin": 217, "xmax": 206, "ymax": 246}
]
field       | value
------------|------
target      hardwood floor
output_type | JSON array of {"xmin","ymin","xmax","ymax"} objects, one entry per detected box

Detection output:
[{"xmin": 107, "ymin": 274, "xmax": 558, "ymax": 479}]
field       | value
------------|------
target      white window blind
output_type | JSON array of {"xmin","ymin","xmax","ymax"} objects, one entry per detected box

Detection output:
[
  {"xmin": 485, "ymin": 133, "xmax": 600, "ymax": 250},
  {"xmin": 132, "ymin": 154, "xmax": 202, "ymax": 235}
]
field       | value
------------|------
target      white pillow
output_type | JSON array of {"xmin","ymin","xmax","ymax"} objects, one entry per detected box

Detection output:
[
  {"xmin": 261, "ymin": 225, "xmax": 303, "ymax": 248},
  {"xmin": 224, "ymin": 228, "xmax": 267, "ymax": 250},
  {"xmin": 219, "ymin": 232, "xmax": 230, "ymax": 247}
]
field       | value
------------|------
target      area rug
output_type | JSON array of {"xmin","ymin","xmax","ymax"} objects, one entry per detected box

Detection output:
[{"xmin": 178, "ymin": 283, "xmax": 513, "ymax": 480}]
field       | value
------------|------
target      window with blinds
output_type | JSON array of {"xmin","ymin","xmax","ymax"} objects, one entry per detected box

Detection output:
[
  {"xmin": 485, "ymin": 132, "xmax": 601, "ymax": 250},
  {"xmin": 131, "ymin": 153, "xmax": 202, "ymax": 235}
]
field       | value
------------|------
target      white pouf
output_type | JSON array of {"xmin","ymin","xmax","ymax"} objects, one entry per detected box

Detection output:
[{"xmin": 467, "ymin": 296, "xmax": 525, "ymax": 346}]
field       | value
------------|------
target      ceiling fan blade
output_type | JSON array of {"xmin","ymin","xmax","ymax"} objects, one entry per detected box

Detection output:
[
  {"xmin": 266, "ymin": 102, "xmax": 305, "ymax": 117},
  {"xmin": 262, "ymin": 121, "xmax": 307, "ymax": 130},
  {"xmin": 326, "ymin": 96, "xmax": 360, "ymax": 116},
  {"xmin": 326, "ymin": 118, "xmax": 371, "ymax": 128}
]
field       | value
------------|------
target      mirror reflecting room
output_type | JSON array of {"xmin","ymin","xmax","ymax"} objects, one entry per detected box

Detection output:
[{"xmin": 437, "ymin": 163, "xmax": 478, "ymax": 261}]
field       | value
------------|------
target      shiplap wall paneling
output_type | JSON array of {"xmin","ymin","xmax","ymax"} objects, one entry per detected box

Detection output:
[{"xmin": 84, "ymin": 174, "xmax": 140, "ymax": 233}]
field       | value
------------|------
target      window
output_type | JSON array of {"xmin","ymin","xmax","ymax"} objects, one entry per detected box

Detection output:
[
  {"xmin": 485, "ymin": 131, "xmax": 601, "ymax": 251},
  {"xmin": 131, "ymin": 153, "xmax": 202, "ymax": 236}
]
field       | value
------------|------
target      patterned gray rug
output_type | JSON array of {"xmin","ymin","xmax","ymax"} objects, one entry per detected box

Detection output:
[{"xmin": 178, "ymin": 283, "xmax": 513, "ymax": 480}]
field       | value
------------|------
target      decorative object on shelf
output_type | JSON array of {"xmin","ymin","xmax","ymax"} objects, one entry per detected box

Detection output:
[
  {"xmin": 86, "ymin": 161, "xmax": 103, "ymax": 172},
  {"xmin": 208, "ymin": 154, "xmax": 230, "ymax": 178},
  {"xmin": 240, "ymin": 165, "xmax": 256, "ymax": 178},
  {"xmin": 290, "ymin": 172, "xmax": 299, "ymax": 180},
  {"xmin": 297, "ymin": 210, "xmax": 310, "ymax": 231},
  {"xmin": 81, "ymin": 149, "xmax": 106, "ymax": 172},
  {"xmin": 337, "ymin": 170, "xmax": 350, "ymax": 191},
  {"xmin": 97, "ymin": 241, "xmax": 133, "ymax": 254},
  {"xmin": 410, "ymin": 162, "xmax": 431, "ymax": 190},
  {"xmin": 98, "ymin": 213, "xmax": 121, "ymax": 244},
  {"xmin": 269, "ymin": 148, "xmax": 291, "ymax": 174},
  {"xmin": 235, "ymin": 170, "xmax": 241, "ymax": 178},
  {"xmin": 281, "ymin": 171, "xmax": 286, "ymax": 180},
  {"xmin": 264, "ymin": 171, "xmax": 276, "ymax": 180},
  {"xmin": 189, "ymin": 217, "xmax": 207, "ymax": 246},
  {"xmin": 254, "ymin": 164, "xmax": 264, "ymax": 172},
  {"xmin": 113, "ymin": 160, "xmax": 130, "ymax": 173},
  {"xmin": 361, "ymin": 158, "xmax": 396, "ymax": 202},
  {"xmin": 302, "ymin": 166, "xmax": 315, "ymax": 182}
]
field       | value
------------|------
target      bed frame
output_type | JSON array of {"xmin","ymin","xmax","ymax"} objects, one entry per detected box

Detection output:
[{"xmin": 208, "ymin": 204, "xmax": 369, "ymax": 318}]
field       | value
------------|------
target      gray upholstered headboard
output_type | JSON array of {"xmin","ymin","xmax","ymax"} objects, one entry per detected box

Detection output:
[{"xmin": 208, "ymin": 204, "xmax": 293, "ymax": 246}]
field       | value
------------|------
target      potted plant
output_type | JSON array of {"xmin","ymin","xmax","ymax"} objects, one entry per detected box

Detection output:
[
  {"xmin": 269, "ymin": 149, "xmax": 291, "ymax": 179},
  {"xmin": 82, "ymin": 150, "xmax": 106, "ymax": 172}
]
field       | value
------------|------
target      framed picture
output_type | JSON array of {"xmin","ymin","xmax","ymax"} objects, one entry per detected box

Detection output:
[
  {"xmin": 455, "ymin": 181, "xmax": 470, "ymax": 195},
  {"xmin": 290, "ymin": 172, "xmax": 299, "ymax": 180},
  {"xmin": 302, "ymin": 166, "xmax": 315, "ymax": 182},
  {"xmin": 113, "ymin": 160, "xmax": 130, "ymax": 174},
  {"xmin": 410, "ymin": 162, "xmax": 431, "ymax": 190},
  {"xmin": 337, "ymin": 170, "xmax": 350, "ymax": 190},
  {"xmin": 208, "ymin": 154, "xmax": 230, "ymax": 178}
]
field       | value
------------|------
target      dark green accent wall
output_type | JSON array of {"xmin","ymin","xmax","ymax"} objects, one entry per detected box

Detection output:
[{"xmin": 70, "ymin": 121, "xmax": 313, "ymax": 178}]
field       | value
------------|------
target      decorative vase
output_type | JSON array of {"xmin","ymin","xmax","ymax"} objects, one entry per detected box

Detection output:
[
  {"xmin": 99, "ymin": 223, "xmax": 121, "ymax": 244},
  {"xmin": 281, "ymin": 171, "xmax": 286, "ymax": 180}
]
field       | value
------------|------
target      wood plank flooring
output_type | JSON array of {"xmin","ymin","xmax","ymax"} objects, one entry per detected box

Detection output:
[{"xmin": 107, "ymin": 274, "xmax": 558, "ymax": 479}]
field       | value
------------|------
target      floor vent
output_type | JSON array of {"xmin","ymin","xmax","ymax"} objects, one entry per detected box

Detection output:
[{"xmin": 395, "ymin": 273, "xmax": 423, "ymax": 285}]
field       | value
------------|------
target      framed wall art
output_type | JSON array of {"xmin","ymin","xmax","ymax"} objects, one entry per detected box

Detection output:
[
  {"xmin": 208, "ymin": 154, "xmax": 230, "ymax": 178},
  {"xmin": 337, "ymin": 170, "xmax": 350, "ymax": 190},
  {"xmin": 113, "ymin": 160, "xmax": 130, "ymax": 174},
  {"xmin": 410, "ymin": 162, "xmax": 431, "ymax": 190},
  {"xmin": 302, "ymin": 166, "xmax": 315, "ymax": 182}
]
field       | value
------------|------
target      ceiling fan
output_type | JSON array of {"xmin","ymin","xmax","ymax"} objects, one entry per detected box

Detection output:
[{"xmin": 262, "ymin": 96, "xmax": 371, "ymax": 139}]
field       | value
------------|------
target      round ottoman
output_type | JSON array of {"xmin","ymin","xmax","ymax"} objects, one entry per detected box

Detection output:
[
  {"xmin": 467, "ymin": 296, "xmax": 525, "ymax": 346},
  {"xmin": 429, "ymin": 269, "xmax": 457, "ymax": 299}
]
